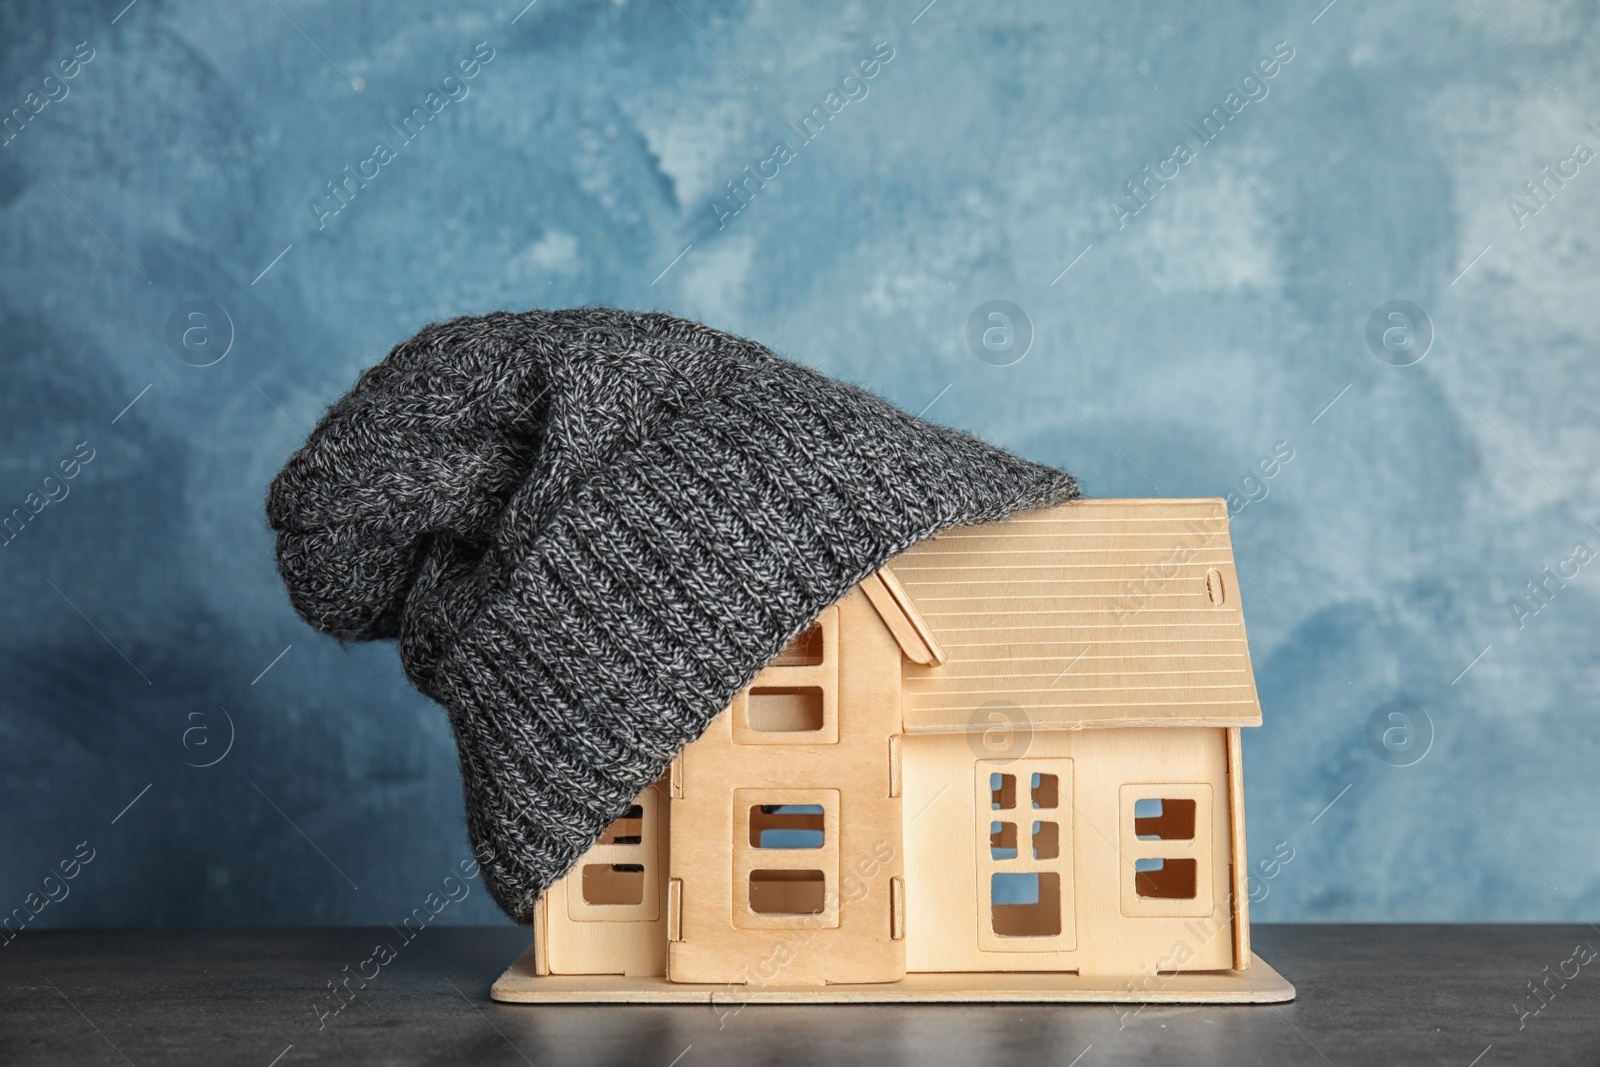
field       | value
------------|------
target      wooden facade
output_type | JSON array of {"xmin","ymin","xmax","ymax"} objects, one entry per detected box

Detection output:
[{"xmin": 499, "ymin": 500, "xmax": 1293, "ymax": 1003}]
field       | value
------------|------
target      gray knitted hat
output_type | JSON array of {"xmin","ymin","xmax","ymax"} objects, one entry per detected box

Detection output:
[{"xmin": 266, "ymin": 307, "xmax": 1078, "ymax": 921}]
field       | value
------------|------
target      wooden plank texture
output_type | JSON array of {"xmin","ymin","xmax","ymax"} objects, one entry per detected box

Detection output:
[{"xmin": 890, "ymin": 499, "xmax": 1263, "ymax": 731}]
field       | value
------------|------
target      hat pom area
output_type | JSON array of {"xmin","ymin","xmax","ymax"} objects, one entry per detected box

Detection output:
[{"xmin": 265, "ymin": 308, "xmax": 1078, "ymax": 922}]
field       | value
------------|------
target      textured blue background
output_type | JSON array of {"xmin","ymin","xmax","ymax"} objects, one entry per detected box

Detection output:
[{"xmin": 2, "ymin": 0, "xmax": 1595, "ymax": 928}]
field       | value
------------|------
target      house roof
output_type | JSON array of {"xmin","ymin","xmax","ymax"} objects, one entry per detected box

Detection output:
[{"xmin": 886, "ymin": 499, "xmax": 1264, "ymax": 732}]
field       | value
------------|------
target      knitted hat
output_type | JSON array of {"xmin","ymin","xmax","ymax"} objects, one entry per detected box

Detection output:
[{"xmin": 265, "ymin": 308, "xmax": 1078, "ymax": 921}]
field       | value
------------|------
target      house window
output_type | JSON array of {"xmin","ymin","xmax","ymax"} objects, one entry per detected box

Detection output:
[
  {"xmin": 750, "ymin": 804, "xmax": 825, "ymax": 849},
  {"xmin": 566, "ymin": 794, "xmax": 661, "ymax": 923},
  {"xmin": 746, "ymin": 688, "xmax": 825, "ymax": 732},
  {"xmin": 989, "ymin": 820, "xmax": 1018, "ymax": 859},
  {"xmin": 732, "ymin": 789, "xmax": 841, "ymax": 929},
  {"xmin": 1133, "ymin": 858, "xmax": 1197, "ymax": 899},
  {"xmin": 748, "ymin": 870, "xmax": 826, "ymax": 915},
  {"xmin": 771, "ymin": 624, "xmax": 824, "ymax": 666},
  {"xmin": 976, "ymin": 760, "xmax": 1075, "ymax": 952},
  {"xmin": 1119, "ymin": 784, "xmax": 1213, "ymax": 918},
  {"xmin": 1032, "ymin": 820, "xmax": 1059, "ymax": 860},
  {"xmin": 581, "ymin": 862, "xmax": 645, "ymax": 906},
  {"xmin": 597, "ymin": 804, "xmax": 644, "ymax": 845},
  {"xmin": 990, "ymin": 872, "xmax": 1063, "ymax": 937},
  {"xmin": 732, "ymin": 607, "xmax": 840, "ymax": 746},
  {"xmin": 1134, "ymin": 798, "xmax": 1196, "ymax": 841}
]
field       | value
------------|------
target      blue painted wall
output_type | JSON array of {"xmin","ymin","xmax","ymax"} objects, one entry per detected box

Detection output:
[{"xmin": 2, "ymin": 0, "xmax": 1595, "ymax": 928}]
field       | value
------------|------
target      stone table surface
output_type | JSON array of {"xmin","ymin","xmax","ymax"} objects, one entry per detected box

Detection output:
[{"xmin": 3, "ymin": 925, "xmax": 1596, "ymax": 1065}]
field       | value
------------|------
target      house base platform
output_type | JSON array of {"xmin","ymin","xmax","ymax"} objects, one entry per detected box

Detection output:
[{"xmin": 490, "ymin": 948, "xmax": 1295, "ymax": 1004}]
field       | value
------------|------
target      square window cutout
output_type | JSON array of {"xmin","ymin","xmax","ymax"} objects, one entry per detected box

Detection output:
[
  {"xmin": 990, "ymin": 872, "xmax": 1062, "ymax": 937},
  {"xmin": 596, "ymin": 805, "xmax": 643, "ymax": 846},
  {"xmin": 749, "ymin": 870, "xmax": 826, "ymax": 914},
  {"xmin": 581, "ymin": 863, "xmax": 645, "ymax": 906},
  {"xmin": 750, "ymin": 804, "xmax": 825, "ymax": 849},
  {"xmin": 1134, "ymin": 798, "xmax": 1196, "ymax": 841},
  {"xmin": 747, "ymin": 688, "xmax": 824, "ymax": 733},
  {"xmin": 1134, "ymin": 857, "xmax": 1197, "ymax": 899},
  {"xmin": 771, "ymin": 624, "xmax": 824, "ymax": 666}
]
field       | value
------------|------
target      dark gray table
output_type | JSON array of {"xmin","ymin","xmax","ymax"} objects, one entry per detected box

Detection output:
[{"xmin": 2, "ymin": 926, "xmax": 1595, "ymax": 1065}]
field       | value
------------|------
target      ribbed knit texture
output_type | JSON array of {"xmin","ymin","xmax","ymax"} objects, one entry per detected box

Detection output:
[{"xmin": 265, "ymin": 308, "xmax": 1079, "ymax": 921}]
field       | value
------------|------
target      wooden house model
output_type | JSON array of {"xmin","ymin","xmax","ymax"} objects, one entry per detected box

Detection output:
[{"xmin": 494, "ymin": 500, "xmax": 1294, "ymax": 1003}]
